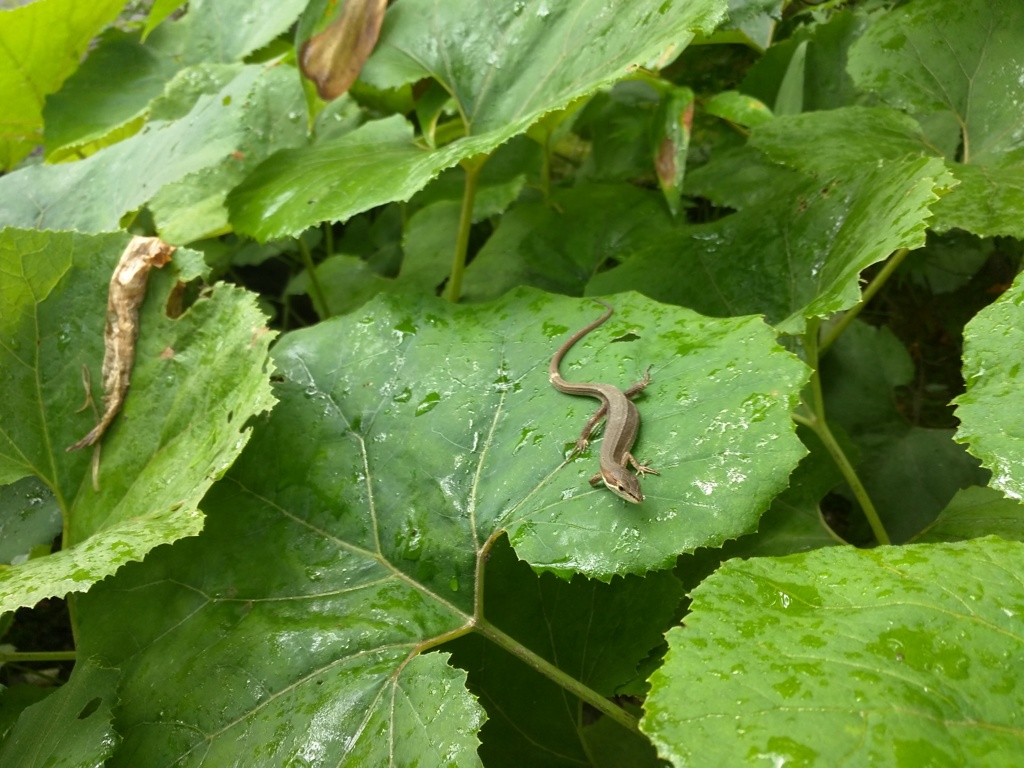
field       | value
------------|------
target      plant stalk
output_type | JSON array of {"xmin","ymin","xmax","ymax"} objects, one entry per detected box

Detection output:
[
  {"xmin": 0, "ymin": 650, "xmax": 77, "ymax": 662},
  {"xmin": 297, "ymin": 238, "xmax": 331, "ymax": 318},
  {"xmin": 473, "ymin": 618, "xmax": 640, "ymax": 734},
  {"xmin": 446, "ymin": 155, "xmax": 486, "ymax": 303},
  {"xmin": 820, "ymin": 247, "xmax": 910, "ymax": 353},
  {"xmin": 801, "ymin": 320, "xmax": 891, "ymax": 545}
]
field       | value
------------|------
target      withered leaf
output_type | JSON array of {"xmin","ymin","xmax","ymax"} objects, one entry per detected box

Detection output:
[
  {"xmin": 67, "ymin": 236, "xmax": 175, "ymax": 452},
  {"xmin": 300, "ymin": 0, "xmax": 388, "ymax": 101}
]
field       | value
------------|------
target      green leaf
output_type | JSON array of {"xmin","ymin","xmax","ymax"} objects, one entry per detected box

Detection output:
[
  {"xmin": 0, "ymin": 229, "xmax": 276, "ymax": 613},
  {"xmin": 644, "ymin": 538, "xmax": 1024, "ymax": 765},
  {"xmin": 955, "ymin": 270, "xmax": 1024, "ymax": 501},
  {"xmin": 0, "ymin": 477, "xmax": 62, "ymax": 565},
  {"xmin": 704, "ymin": 90, "xmax": 773, "ymax": 128},
  {"xmin": 151, "ymin": 0, "xmax": 310, "ymax": 64},
  {"xmin": 228, "ymin": 0, "xmax": 728, "ymax": 239},
  {"xmin": 72, "ymin": 289, "xmax": 804, "ymax": 761},
  {"xmin": 716, "ymin": 0, "xmax": 783, "ymax": 52},
  {"xmin": 848, "ymin": 0, "xmax": 1024, "ymax": 238},
  {"xmin": 0, "ymin": 66, "xmax": 277, "ymax": 235},
  {"xmin": 464, "ymin": 185, "xmax": 676, "ymax": 302},
  {"xmin": 42, "ymin": 0, "xmax": 311, "ymax": 164},
  {"xmin": 141, "ymin": 0, "xmax": 185, "ymax": 41},
  {"xmin": 573, "ymin": 82, "xmax": 662, "ymax": 185},
  {"xmin": 0, "ymin": 659, "xmax": 120, "ymax": 767},
  {"xmin": 0, "ymin": 0, "xmax": 124, "ymax": 170},
  {"xmin": 42, "ymin": 29, "xmax": 181, "ymax": 160},
  {"xmin": 714, "ymin": 430, "xmax": 843, "ymax": 559},
  {"xmin": 147, "ymin": 64, "xmax": 309, "ymax": 243},
  {"xmin": 915, "ymin": 486, "xmax": 1024, "ymax": 543},
  {"xmin": 589, "ymin": 138, "xmax": 945, "ymax": 333},
  {"xmin": 930, "ymin": 160, "xmax": 1024, "ymax": 239}
]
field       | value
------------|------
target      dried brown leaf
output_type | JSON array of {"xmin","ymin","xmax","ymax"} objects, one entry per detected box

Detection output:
[
  {"xmin": 67, "ymin": 236, "xmax": 175, "ymax": 451},
  {"xmin": 300, "ymin": 0, "xmax": 388, "ymax": 101}
]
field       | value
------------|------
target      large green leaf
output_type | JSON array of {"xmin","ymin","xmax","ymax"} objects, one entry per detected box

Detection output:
[
  {"xmin": 644, "ymin": 538, "xmax": 1024, "ymax": 765},
  {"xmin": 955, "ymin": 270, "xmax": 1024, "ymax": 501},
  {"xmin": 146, "ymin": 64, "xmax": 309, "ymax": 243},
  {"xmin": 848, "ymin": 0, "xmax": 1024, "ymax": 238},
  {"xmin": 42, "ymin": 29, "xmax": 181, "ymax": 160},
  {"xmin": 73, "ymin": 288, "xmax": 805, "ymax": 763},
  {"xmin": 0, "ymin": 660, "xmax": 120, "ymax": 767},
  {"xmin": 0, "ymin": 0, "xmax": 124, "ymax": 170},
  {"xmin": 0, "ymin": 229, "xmax": 276, "ymax": 612},
  {"xmin": 228, "ymin": 0, "xmax": 727, "ymax": 239},
  {"xmin": 585, "ymin": 132, "xmax": 946, "ymax": 333},
  {"xmin": 0, "ymin": 66, "xmax": 280, "ymax": 236},
  {"xmin": 41, "ymin": 0, "xmax": 309, "ymax": 162}
]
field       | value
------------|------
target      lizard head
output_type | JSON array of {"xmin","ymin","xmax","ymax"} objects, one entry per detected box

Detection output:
[{"xmin": 600, "ymin": 466, "xmax": 644, "ymax": 503}]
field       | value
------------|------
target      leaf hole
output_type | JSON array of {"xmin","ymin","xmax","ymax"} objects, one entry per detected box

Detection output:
[{"xmin": 78, "ymin": 697, "xmax": 102, "ymax": 720}]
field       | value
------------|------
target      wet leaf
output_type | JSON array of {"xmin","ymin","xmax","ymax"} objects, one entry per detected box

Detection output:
[
  {"xmin": 519, "ymin": 136, "xmax": 945, "ymax": 334},
  {"xmin": 228, "ymin": 0, "xmax": 727, "ymax": 239},
  {"xmin": 955, "ymin": 270, "xmax": 1024, "ymax": 501},
  {"xmin": 0, "ymin": 660, "xmax": 120, "ymax": 767},
  {"xmin": 644, "ymin": 538, "xmax": 1024, "ymax": 765},
  {"xmin": 0, "ymin": 229, "xmax": 276, "ymax": 613},
  {"xmin": 0, "ymin": 477, "xmax": 62, "ymax": 566},
  {"xmin": 43, "ymin": 29, "xmax": 180, "ymax": 161},
  {"xmin": 848, "ymin": 0, "xmax": 1024, "ymax": 238},
  {"xmin": 74, "ymin": 288, "xmax": 805, "ymax": 762},
  {"xmin": 0, "ymin": 66, "xmax": 274, "ymax": 236},
  {"xmin": 152, "ymin": 0, "xmax": 310, "ymax": 64},
  {"xmin": 146, "ymin": 64, "xmax": 309, "ymax": 244},
  {"xmin": 43, "ymin": 0, "xmax": 309, "ymax": 164}
]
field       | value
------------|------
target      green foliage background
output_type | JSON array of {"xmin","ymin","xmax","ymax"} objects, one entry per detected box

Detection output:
[{"xmin": 1, "ymin": 0, "xmax": 1023, "ymax": 765}]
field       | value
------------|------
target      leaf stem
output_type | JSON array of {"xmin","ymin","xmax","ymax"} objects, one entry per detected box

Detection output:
[
  {"xmin": 820, "ymin": 247, "xmax": 909, "ymax": 353},
  {"xmin": 0, "ymin": 650, "xmax": 77, "ymax": 662},
  {"xmin": 323, "ymin": 222, "xmax": 334, "ymax": 258},
  {"xmin": 297, "ymin": 237, "xmax": 331, "ymax": 318},
  {"xmin": 473, "ymin": 617, "xmax": 640, "ymax": 734},
  {"xmin": 800, "ymin": 319, "xmax": 891, "ymax": 545},
  {"xmin": 446, "ymin": 155, "xmax": 487, "ymax": 303}
]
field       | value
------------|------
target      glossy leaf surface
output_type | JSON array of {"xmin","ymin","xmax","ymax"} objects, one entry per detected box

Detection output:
[
  {"xmin": 848, "ymin": 0, "xmax": 1024, "ymax": 238},
  {"xmin": 74, "ymin": 288, "xmax": 805, "ymax": 762},
  {"xmin": 0, "ymin": 660, "xmax": 120, "ymax": 767},
  {"xmin": 0, "ymin": 67, "xmax": 272, "ymax": 235},
  {"xmin": 644, "ymin": 538, "xmax": 1024, "ymax": 765},
  {"xmin": 228, "ymin": 0, "xmax": 727, "ymax": 239},
  {"xmin": 955, "ymin": 270, "xmax": 1024, "ymax": 500}
]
